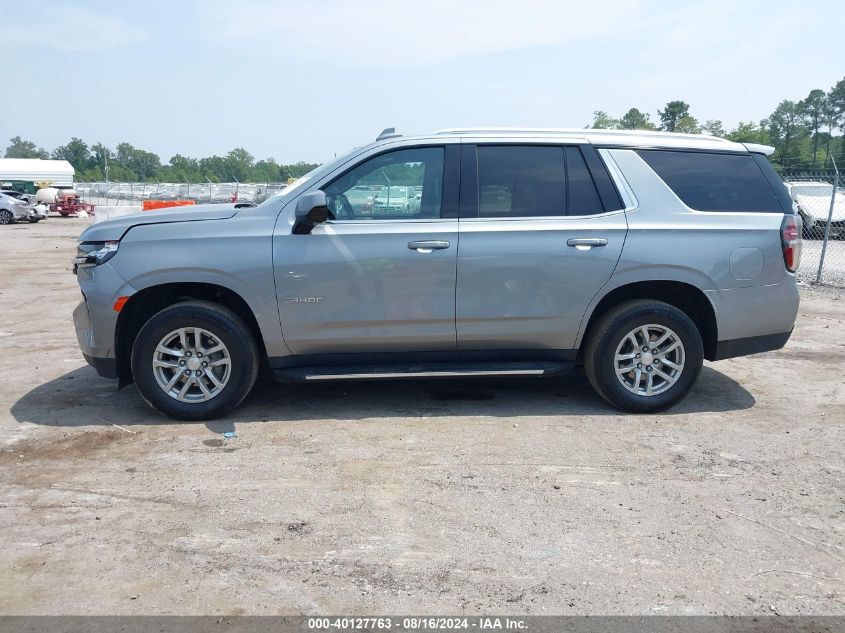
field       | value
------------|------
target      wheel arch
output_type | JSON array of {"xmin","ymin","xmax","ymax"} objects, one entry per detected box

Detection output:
[
  {"xmin": 578, "ymin": 280, "xmax": 718, "ymax": 361},
  {"xmin": 114, "ymin": 282, "xmax": 267, "ymax": 386}
]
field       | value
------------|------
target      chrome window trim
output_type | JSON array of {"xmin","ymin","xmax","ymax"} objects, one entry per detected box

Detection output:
[
  {"xmin": 461, "ymin": 208, "xmax": 628, "ymax": 223},
  {"xmin": 598, "ymin": 148, "xmax": 638, "ymax": 212},
  {"xmin": 325, "ymin": 218, "xmax": 455, "ymax": 225}
]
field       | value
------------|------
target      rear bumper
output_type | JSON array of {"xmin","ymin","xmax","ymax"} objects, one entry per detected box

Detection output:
[
  {"xmin": 705, "ymin": 275, "xmax": 799, "ymax": 343},
  {"xmin": 711, "ymin": 329, "xmax": 793, "ymax": 361}
]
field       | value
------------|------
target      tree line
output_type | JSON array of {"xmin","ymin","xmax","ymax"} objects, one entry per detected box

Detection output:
[
  {"xmin": 3, "ymin": 137, "xmax": 318, "ymax": 184},
  {"xmin": 5, "ymin": 74, "xmax": 844, "ymax": 181},
  {"xmin": 589, "ymin": 75, "xmax": 845, "ymax": 171}
]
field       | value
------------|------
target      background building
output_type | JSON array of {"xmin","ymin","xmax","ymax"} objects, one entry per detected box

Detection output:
[{"xmin": 0, "ymin": 158, "xmax": 74, "ymax": 192}]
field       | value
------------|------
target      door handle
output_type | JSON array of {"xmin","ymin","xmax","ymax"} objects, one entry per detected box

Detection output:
[
  {"xmin": 408, "ymin": 240, "xmax": 450, "ymax": 253},
  {"xmin": 567, "ymin": 238, "xmax": 608, "ymax": 250}
]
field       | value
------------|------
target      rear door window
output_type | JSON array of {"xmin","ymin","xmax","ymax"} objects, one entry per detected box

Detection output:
[
  {"xmin": 478, "ymin": 146, "xmax": 566, "ymax": 218},
  {"xmin": 475, "ymin": 145, "xmax": 619, "ymax": 218},
  {"xmin": 637, "ymin": 150, "xmax": 783, "ymax": 212}
]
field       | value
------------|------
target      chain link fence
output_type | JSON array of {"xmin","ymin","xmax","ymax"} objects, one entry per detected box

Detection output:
[
  {"xmin": 781, "ymin": 167, "xmax": 844, "ymax": 287},
  {"xmin": 74, "ymin": 181, "xmax": 290, "ymax": 207}
]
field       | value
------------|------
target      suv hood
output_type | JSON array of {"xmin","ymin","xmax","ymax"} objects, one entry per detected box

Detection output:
[{"xmin": 79, "ymin": 204, "xmax": 239, "ymax": 242}]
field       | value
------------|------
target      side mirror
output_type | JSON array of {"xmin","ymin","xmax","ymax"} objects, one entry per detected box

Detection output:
[{"xmin": 293, "ymin": 191, "xmax": 329, "ymax": 234}]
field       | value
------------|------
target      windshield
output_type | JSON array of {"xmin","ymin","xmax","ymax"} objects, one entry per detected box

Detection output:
[{"xmin": 258, "ymin": 147, "xmax": 365, "ymax": 206}]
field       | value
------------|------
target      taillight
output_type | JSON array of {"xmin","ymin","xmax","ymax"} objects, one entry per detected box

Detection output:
[{"xmin": 781, "ymin": 215, "xmax": 801, "ymax": 273}]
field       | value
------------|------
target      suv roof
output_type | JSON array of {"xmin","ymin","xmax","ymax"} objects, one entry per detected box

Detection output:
[{"xmin": 375, "ymin": 127, "xmax": 770, "ymax": 155}]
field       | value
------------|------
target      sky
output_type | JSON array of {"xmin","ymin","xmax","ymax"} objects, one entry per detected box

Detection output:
[{"xmin": 2, "ymin": 0, "xmax": 844, "ymax": 165}]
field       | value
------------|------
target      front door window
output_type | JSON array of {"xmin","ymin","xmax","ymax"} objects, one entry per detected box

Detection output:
[{"xmin": 324, "ymin": 147, "xmax": 444, "ymax": 220}]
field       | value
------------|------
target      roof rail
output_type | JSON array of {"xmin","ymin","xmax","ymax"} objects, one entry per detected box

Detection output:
[
  {"xmin": 376, "ymin": 127, "xmax": 402, "ymax": 141},
  {"xmin": 434, "ymin": 127, "xmax": 727, "ymax": 141}
]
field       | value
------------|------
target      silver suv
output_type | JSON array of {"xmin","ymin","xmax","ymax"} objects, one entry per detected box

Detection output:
[{"xmin": 72, "ymin": 128, "xmax": 801, "ymax": 420}]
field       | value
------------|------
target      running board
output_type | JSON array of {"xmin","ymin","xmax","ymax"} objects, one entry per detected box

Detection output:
[{"xmin": 273, "ymin": 361, "xmax": 572, "ymax": 383}]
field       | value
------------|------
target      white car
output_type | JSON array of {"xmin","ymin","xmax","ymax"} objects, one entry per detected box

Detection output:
[
  {"xmin": 784, "ymin": 181, "xmax": 845, "ymax": 239},
  {"xmin": 371, "ymin": 185, "xmax": 417, "ymax": 216},
  {"xmin": 0, "ymin": 192, "xmax": 42, "ymax": 224}
]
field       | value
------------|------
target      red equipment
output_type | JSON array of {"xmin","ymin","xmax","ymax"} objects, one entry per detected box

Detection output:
[{"xmin": 51, "ymin": 193, "xmax": 95, "ymax": 217}]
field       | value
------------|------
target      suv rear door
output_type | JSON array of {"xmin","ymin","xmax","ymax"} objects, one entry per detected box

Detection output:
[{"xmin": 456, "ymin": 142, "xmax": 627, "ymax": 353}]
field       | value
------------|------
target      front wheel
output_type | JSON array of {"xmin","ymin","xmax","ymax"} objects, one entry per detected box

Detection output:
[
  {"xmin": 584, "ymin": 300, "xmax": 703, "ymax": 413},
  {"xmin": 0, "ymin": 210, "xmax": 13, "ymax": 225},
  {"xmin": 131, "ymin": 301, "xmax": 260, "ymax": 420}
]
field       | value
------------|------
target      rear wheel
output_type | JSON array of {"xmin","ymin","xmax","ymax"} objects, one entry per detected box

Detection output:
[
  {"xmin": 131, "ymin": 301, "xmax": 259, "ymax": 420},
  {"xmin": 0, "ymin": 210, "xmax": 13, "ymax": 225},
  {"xmin": 584, "ymin": 300, "xmax": 703, "ymax": 413}
]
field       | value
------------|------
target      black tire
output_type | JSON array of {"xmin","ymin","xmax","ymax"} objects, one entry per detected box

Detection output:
[
  {"xmin": 583, "ymin": 299, "xmax": 703, "ymax": 413},
  {"xmin": 28, "ymin": 217, "xmax": 40, "ymax": 223},
  {"xmin": 131, "ymin": 301, "xmax": 260, "ymax": 420},
  {"xmin": 0, "ymin": 209, "xmax": 13, "ymax": 225}
]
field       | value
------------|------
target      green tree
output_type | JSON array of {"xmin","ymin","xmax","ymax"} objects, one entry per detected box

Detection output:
[
  {"xmin": 198, "ymin": 155, "xmax": 227, "ymax": 182},
  {"xmin": 5, "ymin": 136, "xmax": 49, "ymax": 159},
  {"xmin": 224, "ymin": 148, "xmax": 255, "ymax": 182},
  {"xmin": 590, "ymin": 111, "xmax": 620, "ymax": 129},
  {"xmin": 281, "ymin": 161, "xmax": 319, "ymax": 179},
  {"xmin": 800, "ymin": 89, "xmax": 827, "ymax": 163},
  {"xmin": 657, "ymin": 100, "xmax": 691, "ymax": 131},
  {"xmin": 702, "ymin": 120, "xmax": 726, "ymax": 137},
  {"xmin": 727, "ymin": 121, "xmax": 771, "ymax": 145},
  {"xmin": 115, "ymin": 142, "xmax": 161, "ymax": 180},
  {"xmin": 618, "ymin": 108, "xmax": 656, "ymax": 130},
  {"xmin": 52, "ymin": 138, "xmax": 91, "ymax": 171},
  {"xmin": 674, "ymin": 116, "xmax": 701, "ymax": 134},
  {"xmin": 166, "ymin": 154, "xmax": 201, "ymax": 180},
  {"xmin": 252, "ymin": 158, "xmax": 283, "ymax": 182},
  {"xmin": 89, "ymin": 142, "xmax": 113, "ymax": 180},
  {"xmin": 821, "ymin": 97, "xmax": 839, "ymax": 164},
  {"xmin": 767, "ymin": 100, "xmax": 809, "ymax": 161},
  {"xmin": 828, "ymin": 77, "xmax": 845, "ymax": 161}
]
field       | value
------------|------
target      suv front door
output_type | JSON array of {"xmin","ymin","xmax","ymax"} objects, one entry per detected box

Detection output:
[
  {"xmin": 456, "ymin": 143, "xmax": 628, "ymax": 353},
  {"xmin": 274, "ymin": 145, "xmax": 460, "ymax": 356}
]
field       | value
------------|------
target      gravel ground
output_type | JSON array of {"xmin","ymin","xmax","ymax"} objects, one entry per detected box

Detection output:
[
  {"xmin": 0, "ymin": 218, "xmax": 843, "ymax": 616},
  {"xmin": 799, "ymin": 239, "xmax": 845, "ymax": 287}
]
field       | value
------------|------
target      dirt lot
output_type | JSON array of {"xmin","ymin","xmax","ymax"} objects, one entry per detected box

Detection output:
[{"xmin": 0, "ymin": 218, "xmax": 843, "ymax": 615}]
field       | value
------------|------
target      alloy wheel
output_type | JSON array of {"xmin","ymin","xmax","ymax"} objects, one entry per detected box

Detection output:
[
  {"xmin": 614, "ymin": 324, "xmax": 685, "ymax": 397},
  {"xmin": 152, "ymin": 327, "xmax": 231, "ymax": 402}
]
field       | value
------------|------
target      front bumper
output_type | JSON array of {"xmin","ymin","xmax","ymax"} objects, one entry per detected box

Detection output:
[
  {"xmin": 11, "ymin": 206, "xmax": 31, "ymax": 221},
  {"xmin": 83, "ymin": 354, "xmax": 118, "ymax": 379},
  {"xmin": 72, "ymin": 262, "xmax": 136, "ymax": 379}
]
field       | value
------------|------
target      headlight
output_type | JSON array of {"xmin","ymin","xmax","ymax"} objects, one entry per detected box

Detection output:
[{"xmin": 73, "ymin": 241, "xmax": 119, "ymax": 272}]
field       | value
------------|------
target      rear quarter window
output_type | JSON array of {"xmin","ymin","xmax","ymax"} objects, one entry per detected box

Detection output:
[{"xmin": 636, "ymin": 150, "xmax": 784, "ymax": 212}]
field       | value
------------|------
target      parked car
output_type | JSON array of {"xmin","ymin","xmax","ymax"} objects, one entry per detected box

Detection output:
[
  {"xmin": 783, "ymin": 181, "xmax": 845, "ymax": 238},
  {"xmin": 371, "ymin": 185, "xmax": 418, "ymax": 216},
  {"xmin": 72, "ymin": 128, "xmax": 800, "ymax": 420},
  {"xmin": 344, "ymin": 185, "xmax": 379, "ymax": 214},
  {"xmin": 0, "ymin": 189, "xmax": 34, "ymax": 204},
  {"xmin": 0, "ymin": 192, "xmax": 42, "ymax": 224}
]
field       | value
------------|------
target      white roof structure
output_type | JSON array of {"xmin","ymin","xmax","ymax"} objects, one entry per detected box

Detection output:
[{"xmin": 0, "ymin": 158, "xmax": 75, "ymax": 186}]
